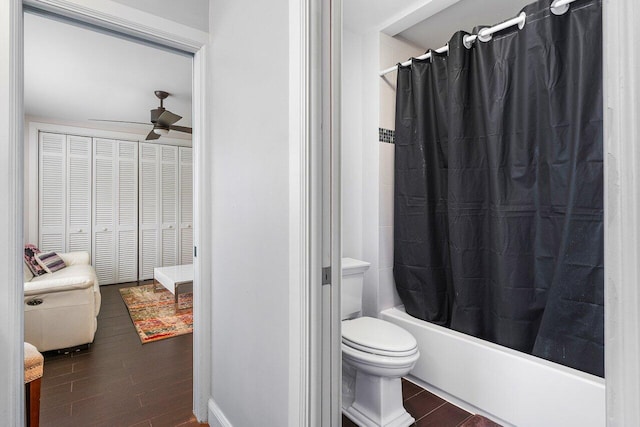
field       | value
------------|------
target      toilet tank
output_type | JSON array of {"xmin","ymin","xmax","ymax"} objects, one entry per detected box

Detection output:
[{"xmin": 341, "ymin": 258, "xmax": 371, "ymax": 320}]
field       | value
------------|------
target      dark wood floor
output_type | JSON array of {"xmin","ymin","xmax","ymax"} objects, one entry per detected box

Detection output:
[
  {"xmin": 40, "ymin": 281, "xmax": 498, "ymax": 426},
  {"xmin": 40, "ymin": 282, "xmax": 206, "ymax": 427},
  {"xmin": 342, "ymin": 378, "xmax": 502, "ymax": 427}
]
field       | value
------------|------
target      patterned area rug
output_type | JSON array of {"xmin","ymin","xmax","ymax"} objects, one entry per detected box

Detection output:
[{"xmin": 119, "ymin": 284, "xmax": 193, "ymax": 344}]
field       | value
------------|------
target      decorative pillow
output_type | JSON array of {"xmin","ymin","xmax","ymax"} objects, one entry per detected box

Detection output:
[
  {"xmin": 35, "ymin": 251, "xmax": 67, "ymax": 274},
  {"xmin": 24, "ymin": 244, "xmax": 46, "ymax": 276}
]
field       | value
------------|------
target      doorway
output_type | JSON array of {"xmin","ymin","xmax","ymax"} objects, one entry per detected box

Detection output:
[
  {"xmin": 1, "ymin": 0, "xmax": 211, "ymax": 423},
  {"xmin": 22, "ymin": 9, "xmax": 198, "ymax": 424},
  {"xmin": 337, "ymin": 0, "xmax": 640, "ymax": 425}
]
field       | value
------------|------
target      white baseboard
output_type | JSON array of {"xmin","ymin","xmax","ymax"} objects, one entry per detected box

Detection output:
[{"xmin": 208, "ymin": 398, "xmax": 233, "ymax": 427}]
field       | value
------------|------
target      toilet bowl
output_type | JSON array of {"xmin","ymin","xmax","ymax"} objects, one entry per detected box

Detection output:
[{"xmin": 341, "ymin": 259, "xmax": 420, "ymax": 427}]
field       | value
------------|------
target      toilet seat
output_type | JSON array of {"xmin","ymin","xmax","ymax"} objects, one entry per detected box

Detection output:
[
  {"xmin": 342, "ymin": 342, "xmax": 420, "ymax": 370},
  {"xmin": 342, "ymin": 317, "xmax": 418, "ymax": 357}
]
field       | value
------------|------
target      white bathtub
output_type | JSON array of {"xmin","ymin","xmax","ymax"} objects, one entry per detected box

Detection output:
[{"xmin": 381, "ymin": 306, "xmax": 605, "ymax": 427}]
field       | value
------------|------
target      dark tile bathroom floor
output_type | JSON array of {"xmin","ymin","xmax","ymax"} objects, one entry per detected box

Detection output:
[{"xmin": 342, "ymin": 378, "xmax": 502, "ymax": 427}]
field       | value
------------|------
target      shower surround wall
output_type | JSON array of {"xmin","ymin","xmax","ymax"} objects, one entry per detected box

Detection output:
[
  {"xmin": 343, "ymin": 30, "xmax": 423, "ymax": 317},
  {"xmin": 377, "ymin": 34, "xmax": 423, "ymax": 315}
]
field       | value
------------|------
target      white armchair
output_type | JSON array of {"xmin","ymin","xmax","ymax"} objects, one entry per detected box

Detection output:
[{"xmin": 24, "ymin": 251, "xmax": 101, "ymax": 352}]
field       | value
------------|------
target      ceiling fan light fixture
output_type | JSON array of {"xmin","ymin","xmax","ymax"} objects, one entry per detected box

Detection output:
[{"xmin": 154, "ymin": 127, "xmax": 170, "ymax": 136}]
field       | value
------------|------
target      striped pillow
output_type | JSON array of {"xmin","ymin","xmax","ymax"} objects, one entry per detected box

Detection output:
[
  {"xmin": 24, "ymin": 244, "xmax": 46, "ymax": 276},
  {"xmin": 35, "ymin": 252, "xmax": 67, "ymax": 274}
]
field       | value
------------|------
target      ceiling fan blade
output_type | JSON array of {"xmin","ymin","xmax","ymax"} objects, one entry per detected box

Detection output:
[
  {"xmin": 145, "ymin": 129, "xmax": 160, "ymax": 141},
  {"xmin": 157, "ymin": 110, "xmax": 182, "ymax": 126},
  {"xmin": 89, "ymin": 119, "xmax": 150, "ymax": 125},
  {"xmin": 169, "ymin": 125, "xmax": 192, "ymax": 134}
]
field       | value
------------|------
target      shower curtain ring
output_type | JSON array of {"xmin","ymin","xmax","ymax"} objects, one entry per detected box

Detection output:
[
  {"xmin": 463, "ymin": 35, "xmax": 476, "ymax": 49},
  {"xmin": 550, "ymin": 0, "xmax": 570, "ymax": 15},
  {"xmin": 477, "ymin": 27, "xmax": 492, "ymax": 43}
]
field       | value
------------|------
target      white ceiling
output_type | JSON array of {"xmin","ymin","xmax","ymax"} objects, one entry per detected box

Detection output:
[
  {"xmin": 344, "ymin": 0, "xmax": 535, "ymax": 48},
  {"xmin": 24, "ymin": 12, "xmax": 193, "ymax": 139},
  {"xmin": 110, "ymin": 0, "xmax": 209, "ymax": 32},
  {"xmin": 397, "ymin": 0, "xmax": 534, "ymax": 49},
  {"xmin": 343, "ymin": 0, "xmax": 420, "ymax": 34}
]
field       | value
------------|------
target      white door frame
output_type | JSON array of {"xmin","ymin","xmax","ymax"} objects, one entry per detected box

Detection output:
[
  {"xmin": 289, "ymin": 0, "xmax": 341, "ymax": 425},
  {"xmin": 2, "ymin": 0, "xmax": 212, "ymax": 423},
  {"xmin": 0, "ymin": 0, "xmax": 26, "ymax": 423},
  {"xmin": 603, "ymin": 0, "xmax": 640, "ymax": 425}
]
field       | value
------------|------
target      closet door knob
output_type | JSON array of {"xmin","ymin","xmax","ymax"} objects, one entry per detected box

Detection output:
[
  {"xmin": 103, "ymin": 227, "xmax": 108, "ymax": 232},
  {"xmin": 169, "ymin": 225, "xmax": 174, "ymax": 229},
  {"xmin": 78, "ymin": 228, "xmax": 83, "ymax": 233},
  {"xmin": 187, "ymin": 224, "xmax": 191, "ymax": 228}
]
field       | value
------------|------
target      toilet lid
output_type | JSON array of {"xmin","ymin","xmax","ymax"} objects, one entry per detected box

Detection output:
[{"xmin": 342, "ymin": 317, "xmax": 417, "ymax": 357}]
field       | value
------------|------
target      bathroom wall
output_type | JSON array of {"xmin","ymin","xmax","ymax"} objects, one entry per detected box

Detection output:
[
  {"xmin": 342, "ymin": 28, "xmax": 364, "ymax": 260},
  {"xmin": 377, "ymin": 33, "xmax": 424, "ymax": 312},
  {"xmin": 345, "ymin": 30, "xmax": 424, "ymax": 318},
  {"xmin": 360, "ymin": 31, "xmax": 381, "ymax": 317}
]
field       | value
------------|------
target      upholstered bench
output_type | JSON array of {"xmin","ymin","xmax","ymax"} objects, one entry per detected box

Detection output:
[{"xmin": 24, "ymin": 342, "xmax": 43, "ymax": 427}]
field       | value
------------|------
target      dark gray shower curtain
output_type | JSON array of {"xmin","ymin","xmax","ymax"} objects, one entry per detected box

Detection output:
[{"xmin": 393, "ymin": 0, "xmax": 603, "ymax": 376}]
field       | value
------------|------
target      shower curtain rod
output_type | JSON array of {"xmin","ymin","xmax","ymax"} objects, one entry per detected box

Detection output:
[{"xmin": 379, "ymin": 0, "xmax": 579, "ymax": 77}]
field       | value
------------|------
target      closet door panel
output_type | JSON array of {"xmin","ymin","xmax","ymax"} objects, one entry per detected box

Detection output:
[
  {"xmin": 160, "ymin": 146, "xmax": 178, "ymax": 266},
  {"xmin": 180, "ymin": 227, "xmax": 193, "ymax": 265},
  {"xmin": 66, "ymin": 135, "xmax": 92, "ymax": 254},
  {"xmin": 161, "ymin": 228, "xmax": 177, "ymax": 266},
  {"xmin": 93, "ymin": 230, "xmax": 115, "ymax": 285},
  {"xmin": 118, "ymin": 230, "xmax": 137, "ymax": 282},
  {"xmin": 178, "ymin": 147, "xmax": 193, "ymax": 264},
  {"xmin": 92, "ymin": 138, "xmax": 116, "ymax": 285},
  {"xmin": 139, "ymin": 143, "xmax": 160, "ymax": 280},
  {"xmin": 116, "ymin": 141, "xmax": 138, "ymax": 282},
  {"xmin": 140, "ymin": 228, "xmax": 159, "ymax": 279},
  {"xmin": 39, "ymin": 132, "xmax": 66, "ymax": 252}
]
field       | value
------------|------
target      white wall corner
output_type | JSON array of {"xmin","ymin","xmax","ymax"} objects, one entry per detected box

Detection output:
[
  {"xmin": 208, "ymin": 398, "xmax": 233, "ymax": 427},
  {"xmin": 288, "ymin": 0, "xmax": 310, "ymax": 425},
  {"xmin": 361, "ymin": 31, "xmax": 381, "ymax": 317},
  {"xmin": 193, "ymin": 44, "xmax": 212, "ymax": 422},
  {"xmin": 603, "ymin": 0, "xmax": 640, "ymax": 425},
  {"xmin": 0, "ymin": 0, "xmax": 25, "ymax": 424}
]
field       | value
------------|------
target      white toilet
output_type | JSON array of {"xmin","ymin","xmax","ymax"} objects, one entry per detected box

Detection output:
[{"xmin": 341, "ymin": 258, "xmax": 420, "ymax": 427}]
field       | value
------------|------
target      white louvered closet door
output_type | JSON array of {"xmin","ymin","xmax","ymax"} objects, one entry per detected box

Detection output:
[
  {"xmin": 116, "ymin": 141, "xmax": 138, "ymax": 283},
  {"xmin": 93, "ymin": 138, "xmax": 117, "ymax": 285},
  {"xmin": 138, "ymin": 143, "xmax": 160, "ymax": 280},
  {"xmin": 66, "ymin": 135, "xmax": 92, "ymax": 254},
  {"xmin": 178, "ymin": 147, "xmax": 193, "ymax": 265},
  {"xmin": 160, "ymin": 145, "xmax": 179, "ymax": 266},
  {"xmin": 39, "ymin": 133, "xmax": 66, "ymax": 252}
]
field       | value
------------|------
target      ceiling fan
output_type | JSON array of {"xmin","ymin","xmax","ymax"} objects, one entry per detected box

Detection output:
[{"xmin": 92, "ymin": 90, "xmax": 192, "ymax": 141}]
